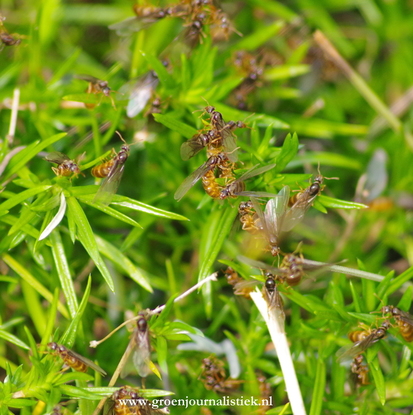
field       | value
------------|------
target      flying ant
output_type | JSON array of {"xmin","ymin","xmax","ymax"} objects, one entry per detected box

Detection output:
[
  {"xmin": 91, "ymin": 132, "xmax": 130, "ymax": 205},
  {"xmin": 47, "ymin": 342, "xmax": 106, "ymax": 376}
]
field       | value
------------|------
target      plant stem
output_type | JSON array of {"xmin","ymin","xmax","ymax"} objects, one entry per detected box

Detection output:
[
  {"xmin": 313, "ymin": 30, "xmax": 402, "ymax": 135},
  {"xmin": 7, "ymin": 88, "xmax": 20, "ymax": 144},
  {"xmin": 91, "ymin": 272, "xmax": 218, "ymax": 415},
  {"xmin": 250, "ymin": 290, "xmax": 307, "ymax": 415},
  {"xmin": 90, "ymin": 272, "xmax": 218, "ymax": 348},
  {"xmin": 303, "ymin": 259, "xmax": 385, "ymax": 282}
]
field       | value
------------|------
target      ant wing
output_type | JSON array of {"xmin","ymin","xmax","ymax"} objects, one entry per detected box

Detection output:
[
  {"xmin": 75, "ymin": 74, "xmax": 100, "ymax": 83},
  {"xmin": 396, "ymin": 309, "xmax": 413, "ymax": 326},
  {"xmin": 237, "ymin": 164, "xmax": 276, "ymax": 182},
  {"xmin": 174, "ymin": 159, "xmax": 216, "ymax": 201},
  {"xmin": 132, "ymin": 326, "xmax": 152, "ymax": 378},
  {"xmin": 109, "ymin": 16, "xmax": 159, "ymax": 36},
  {"xmin": 237, "ymin": 255, "xmax": 283, "ymax": 275},
  {"xmin": 282, "ymin": 189, "xmax": 317, "ymax": 232},
  {"xmin": 262, "ymin": 285, "xmax": 285, "ymax": 330},
  {"xmin": 264, "ymin": 186, "xmax": 290, "ymax": 237},
  {"xmin": 44, "ymin": 152, "xmax": 71, "ymax": 164},
  {"xmin": 336, "ymin": 332, "xmax": 381, "ymax": 362},
  {"xmin": 94, "ymin": 157, "xmax": 126, "ymax": 205},
  {"xmin": 235, "ymin": 191, "xmax": 279, "ymax": 198},
  {"xmin": 124, "ymin": 72, "xmax": 159, "ymax": 118},
  {"xmin": 65, "ymin": 349, "xmax": 106, "ymax": 376},
  {"xmin": 180, "ymin": 132, "xmax": 208, "ymax": 161},
  {"xmin": 220, "ymin": 123, "xmax": 238, "ymax": 163},
  {"xmin": 120, "ymin": 333, "xmax": 137, "ymax": 379},
  {"xmin": 232, "ymin": 279, "xmax": 260, "ymax": 296}
]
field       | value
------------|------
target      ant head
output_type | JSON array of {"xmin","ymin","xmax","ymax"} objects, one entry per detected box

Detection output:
[
  {"xmin": 47, "ymin": 342, "xmax": 58, "ymax": 351},
  {"xmin": 137, "ymin": 317, "xmax": 148, "ymax": 332}
]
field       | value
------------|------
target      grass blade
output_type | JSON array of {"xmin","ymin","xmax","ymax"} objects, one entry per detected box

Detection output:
[
  {"xmin": 66, "ymin": 197, "xmax": 115, "ymax": 292},
  {"xmin": 95, "ymin": 235, "xmax": 152, "ymax": 293},
  {"xmin": 2, "ymin": 253, "xmax": 68, "ymax": 318},
  {"xmin": 49, "ymin": 230, "xmax": 79, "ymax": 318}
]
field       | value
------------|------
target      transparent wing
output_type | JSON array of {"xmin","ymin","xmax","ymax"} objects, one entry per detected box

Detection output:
[
  {"xmin": 44, "ymin": 152, "xmax": 71, "ymax": 164},
  {"xmin": 235, "ymin": 191, "xmax": 279, "ymax": 198},
  {"xmin": 232, "ymin": 279, "xmax": 259, "ymax": 296},
  {"xmin": 180, "ymin": 132, "xmax": 208, "ymax": 161},
  {"xmin": 75, "ymin": 74, "xmax": 100, "ymax": 83},
  {"xmin": 124, "ymin": 72, "xmax": 159, "ymax": 118},
  {"xmin": 250, "ymin": 197, "xmax": 273, "ymax": 241},
  {"xmin": 133, "ymin": 327, "xmax": 152, "ymax": 377},
  {"xmin": 225, "ymin": 164, "xmax": 276, "ymax": 197},
  {"xmin": 66, "ymin": 349, "xmax": 106, "ymax": 376},
  {"xmin": 396, "ymin": 309, "xmax": 413, "ymax": 326},
  {"xmin": 282, "ymin": 186, "xmax": 317, "ymax": 232},
  {"xmin": 264, "ymin": 186, "xmax": 290, "ymax": 238},
  {"xmin": 237, "ymin": 255, "xmax": 284, "ymax": 275},
  {"xmin": 237, "ymin": 163, "xmax": 276, "ymax": 182},
  {"xmin": 109, "ymin": 16, "xmax": 160, "ymax": 36},
  {"xmin": 336, "ymin": 332, "xmax": 382, "ymax": 362},
  {"xmin": 120, "ymin": 335, "xmax": 137, "ymax": 379},
  {"xmin": 94, "ymin": 158, "xmax": 126, "ymax": 205},
  {"xmin": 262, "ymin": 284, "xmax": 285, "ymax": 331},
  {"xmin": 174, "ymin": 158, "xmax": 216, "ymax": 201},
  {"xmin": 220, "ymin": 124, "xmax": 238, "ymax": 163}
]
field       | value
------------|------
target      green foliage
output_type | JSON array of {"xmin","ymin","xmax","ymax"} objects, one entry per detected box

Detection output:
[{"xmin": 1, "ymin": 1, "xmax": 413, "ymax": 415}]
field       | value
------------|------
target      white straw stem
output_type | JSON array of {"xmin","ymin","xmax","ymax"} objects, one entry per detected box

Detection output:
[
  {"xmin": 304, "ymin": 260, "xmax": 384, "ymax": 282},
  {"xmin": 91, "ymin": 273, "xmax": 219, "ymax": 415},
  {"xmin": 90, "ymin": 272, "xmax": 218, "ymax": 348},
  {"xmin": 250, "ymin": 290, "xmax": 307, "ymax": 415},
  {"xmin": 7, "ymin": 88, "xmax": 20, "ymax": 143}
]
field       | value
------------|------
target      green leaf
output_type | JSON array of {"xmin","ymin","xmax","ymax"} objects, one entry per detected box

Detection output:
[
  {"xmin": 0, "ymin": 186, "xmax": 52, "ymax": 214},
  {"xmin": 8, "ymin": 207, "xmax": 37, "ymax": 236},
  {"xmin": 368, "ymin": 355, "xmax": 386, "ymax": 404},
  {"xmin": 111, "ymin": 195, "xmax": 189, "ymax": 221},
  {"xmin": 21, "ymin": 280, "xmax": 47, "ymax": 338},
  {"xmin": 95, "ymin": 236, "xmax": 152, "ymax": 293},
  {"xmin": 0, "ymin": 214, "xmax": 40, "ymax": 240},
  {"xmin": 50, "ymin": 230, "xmax": 79, "ymax": 318},
  {"xmin": 264, "ymin": 64, "xmax": 310, "ymax": 81},
  {"xmin": 77, "ymin": 196, "xmax": 142, "ymax": 228},
  {"xmin": 164, "ymin": 321, "xmax": 204, "ymax": 337},
  {"xmin": 60, "ymin": 275, "xmax": 91, "ymax": 348},
  {"xmin": 39, "ymin": 192, "xmax": 67, "ymax": 240},
  {"xmin": 0, "ymin": 329, "xmax": 30, "ymax": 350},
  {"xmin": 388, "ymin": 266, "xmax": 413, "ymax": 295},
  {"xmin": 210, "ymin": 103, "xmax": 289, "ymax": 129},
  {"xmin": 59, "ymin": 385, "xmax": 102, "ymax": 400},
  {"xmin": 349, "ymin": 281, "xmax": 361, "ymax": 313},
  {"xmin": 2, "ymin": 253, "xmax": 68, "ymax": 318},
  {"xmin": 141, "ymin": 51, "xmax": 175, "ymax": 89},
  {"xmin": 280, "ymin": 116, "xmax": 368, "ymax": 138},
  {"xmin": 156, "ymin": 335, "xmax": 168, "ymax": 373},
  {"xmin": 5, "ymin": 133, "xmax": 67, "ymax": 179},
  {"xmin": 152, "ymin": 113, "xmax": 198, "ymax": 140},
  {"xmin": 274, "ymin": 133, "xmax": 299, "ymax": 174},
  {"xmin": 199, "ymin": 206, "xmax": 239, "ymax": 282},
  {"xmin": 54, "ymin": 372, "xmax": 94, "ymax": 385},
  {"xmin": 309, "ymin": 357, "xmax": 326, "ymax": 415},
  {"xmin": 287, "ymin": 152, "xmax": 363, "ymax": 169},
  {"xmin": 231, "ymin": 21, "xmax": 285, "ymax": 51},
  {"xmin": 318, "ymin": 195, "xmax": 368, "ymax": 209},
  {"xmin": 40, "ymin": 289, "xmax": 60, "ymax": 346},
  {"xmin": 7, "ymin": 399, "xmax": 36, "ymax": 408},
  {"xmin": 66, "ymin": 197, "xmax": 114, "ymax": 291},
  {"xmin": 62, "ymin": 93, "xmax": 108, "ymax": 104},
  {"xmin": 151, "ymin": 294, "xmax": 179, "ymax": 331}
]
